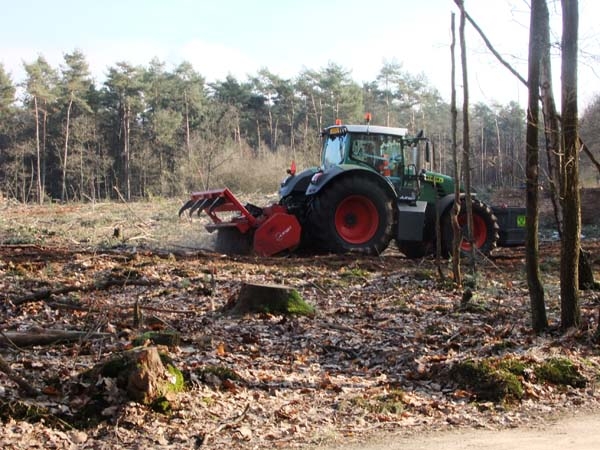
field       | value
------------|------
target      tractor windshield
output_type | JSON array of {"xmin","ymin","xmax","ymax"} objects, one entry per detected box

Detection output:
[{"xmin": 322, "ymin": 133, "xmax": 347, "ymax": 168}]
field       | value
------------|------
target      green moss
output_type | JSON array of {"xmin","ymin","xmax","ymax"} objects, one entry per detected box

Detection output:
[
  {"xmin": 340, "ymin": 267, "xmax": 370, "ymax": 280},
  {"xmin": 498, "ymin": 358, "xmax": 527, "ymax": 376},
  {"xmin": 100, "ymin": 356, "xmax": 128, "ymax": 378},
  {"xmin": 346, "ymin": 389, "xmax": 405, "ymax": 415},
  {"xmin": 132, "ymin": 331, "xmax": 181, "ymax": 347},
  {"xmin": 196, "ymin": 365, "xmax": 241, "ymax": 382},
  {"xmin": 165, "ymin": 364, "xmax": 185, "ymax": 392},
  {"xmin": 535, "ymin": 357, "xmax": 587, "ymax": 388},
  {"xmin": 450, "ymin": 359, "xmax": 524, "ymax": 402},
  {"xmin": 285, "ymin": 290, "xmax": 316, "ymax": 316},
  {"xmin": 150, "ymin": 396, "xmax": 172, "ymax": 414}
]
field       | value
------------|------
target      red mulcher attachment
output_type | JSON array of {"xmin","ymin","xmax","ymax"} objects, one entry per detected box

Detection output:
[{"xmin": 179, "ymin": 188, "xmax": 301, "ymax": 256}]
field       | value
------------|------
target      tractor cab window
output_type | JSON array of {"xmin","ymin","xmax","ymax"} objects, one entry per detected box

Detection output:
[
  {"xmin": 350, "ymin": 134, "xmax": 403, "ymax": 174},
  {"xmin": 404, "ymin": 144, "xmax": 420, "ymax": 176},
  {"xmin": 322, "ymin": 132, "xmax": 347, "ymax": 168}
]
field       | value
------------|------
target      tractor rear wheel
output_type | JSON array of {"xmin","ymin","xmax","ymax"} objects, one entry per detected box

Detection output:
[
  {"xmin": 307, "ymin": 175, "xmax": 394, "ymax": 255},
  {"xmin": 214, "ymin": 227, "xmax": 253, "ymax": 255},
  {"xmin": 442, "ymin": 198, "xmax": 499, "ymax": 256}
]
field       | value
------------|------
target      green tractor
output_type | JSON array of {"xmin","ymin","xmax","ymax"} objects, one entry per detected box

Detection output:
[{"xmin": 180, "ymin": 120, "xmax": 525, "ymax": 257}]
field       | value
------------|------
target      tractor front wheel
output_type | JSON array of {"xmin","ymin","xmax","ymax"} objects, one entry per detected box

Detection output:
[
  {"xmin": 307, "ymin": 175, "xmax": 394, "ymax": 255},
  {"xmin": 442, "ymin": 198, "xmax": 499, "ymax": 256}
]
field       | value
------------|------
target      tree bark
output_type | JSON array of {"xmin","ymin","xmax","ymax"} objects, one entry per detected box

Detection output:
[
  {"xmin": 559, "ymin": 0, "xmax": 581, "ymax": 329},
  {"xmin": 525, "ymin": 0, "xmax": 548, "ymax": 332},
  {"xmin": 0, "ymin": 329, "xmax": 111, "ymax": 347},
  {"xmin": 61, "ymin": 94, "xmax": 73, "ymax": 201},
  {"xmin": 455, "ymin": 0, "xmax": 476, "ymax": 274},
  {"xmin": 450, "ymin": 12, "xmax": 462, "ymax": 287}
]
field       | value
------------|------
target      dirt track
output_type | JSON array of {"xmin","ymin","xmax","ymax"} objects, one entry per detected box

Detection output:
[{"xmin": 320, "ymin": 412, "xmax": 600, "ymax": 450}]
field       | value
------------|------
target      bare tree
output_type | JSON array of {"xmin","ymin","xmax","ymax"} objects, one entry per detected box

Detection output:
[
  {"xmin": 450, "ymin": 12, "xmax": 462, "ymax": 286},
  {"xmin": 454, "ymin": 0, "xmax": 476, "ymax": 277},
  {"xmin": 559, "ymin": 0, "xmax": 581, "ymax": 329},
  {"xmin": 525, "ymin": 0, "xmax": 548, "ymax": 332}
]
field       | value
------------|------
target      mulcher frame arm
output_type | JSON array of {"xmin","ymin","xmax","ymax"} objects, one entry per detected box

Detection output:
[{"xmin": 179, "ymin": 188, "xmax": 257, "ymax": 234}]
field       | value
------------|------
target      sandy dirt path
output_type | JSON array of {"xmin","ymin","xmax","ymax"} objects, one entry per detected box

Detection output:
[{"xmin": 319, "ymin": 413, "xmax": 600, "ymax": 450}]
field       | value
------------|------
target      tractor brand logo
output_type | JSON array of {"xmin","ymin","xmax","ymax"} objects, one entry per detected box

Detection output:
[
  {"xmin": 517, "ymin": 215, "xmax": 526, "ymax": 227},
  {"xmin": 275, "ymin": 225, "xmax": 292, "ymax": 241},
  {"xmin": 424, "ymin": 174, "xmax": 444, "ymax": 184}
]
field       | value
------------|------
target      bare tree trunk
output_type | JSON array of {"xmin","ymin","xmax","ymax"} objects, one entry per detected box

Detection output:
[
  {"xmin": 62, "ymin": 94, "xmax": 73, "ymax": 202},
  {"xmin": 41, "ymin": 101, "xmax": 48, "ymax": 203},
  {"xmin": 450, "ymin": 12, "xmax": 462, "ymax": 287},
  {"xmin": 559, "ymin": 0, "xmax": 581, "ymax": 329},
  {"xmin": 184, "ymin": 91, "xmax": 191, "ymax": 159},
  {"xmin": 494, "ymin": 116, "xmax": 502, "ymax": 187},
  {"xmin": 33, "ymin": 96, "xmax": 43, "ymax": 205},
  {"xmin": 539, "ymin": 0, "xmax": 563, "ymax": 240},
  {"xmin": 455, "ymin": 0, "xmax": 476, "ymax": 274},
  {"xmin": 525, "ymin": 0, "xmax": 548, "ymax": 332},
  {"xmin": 123, "ymin": 102, "xmax": 131, "ymax": 201}
]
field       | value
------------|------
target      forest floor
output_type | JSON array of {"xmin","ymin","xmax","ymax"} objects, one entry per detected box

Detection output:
[{"xmin": 0, "ymin": 196, "xmax": 599, "ymax": 449}]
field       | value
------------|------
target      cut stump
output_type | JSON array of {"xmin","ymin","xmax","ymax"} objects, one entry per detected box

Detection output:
[
  {"xmin": 87, "ymin": 346, "xmax": 184, "ymax": 406},
  {"xmin": 225, "ymin": 282, "xmax": 315, "ymax": 316}
]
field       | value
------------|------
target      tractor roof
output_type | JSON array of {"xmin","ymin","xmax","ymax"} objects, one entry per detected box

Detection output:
[{"xmin": 326, "ymin": 124, "xmax": 408, "ymax": 137}]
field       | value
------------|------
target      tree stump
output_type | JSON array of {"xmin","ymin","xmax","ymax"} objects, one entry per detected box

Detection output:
[
  {"xmin": 225, "ymin": 282, "xmax": 315, "ymax": 316},
  {"xmin": 88, "ymin": 346, "xmax": 184, "ymax": 406}
]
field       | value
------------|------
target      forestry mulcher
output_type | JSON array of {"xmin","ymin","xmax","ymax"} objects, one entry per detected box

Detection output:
[{"xmin": 179, "ymin": 118, "xmax": 525, "ymax": 257}]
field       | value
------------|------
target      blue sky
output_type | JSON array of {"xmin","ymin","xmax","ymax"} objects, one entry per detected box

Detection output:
[{"xmin": 2, "ymin": 0, "xmax": 599, "ymax": 108}]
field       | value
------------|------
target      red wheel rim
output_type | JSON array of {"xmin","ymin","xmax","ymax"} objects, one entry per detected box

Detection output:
[
  {"xmin": 458, "ymin": 213, "xmax": 488, "ymax": 251},
  {"xmin": 334, "ymin": 195, "xmax": 379, "ymax": 244}
]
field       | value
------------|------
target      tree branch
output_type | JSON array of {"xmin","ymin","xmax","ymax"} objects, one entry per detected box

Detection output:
[{"xmin": 463, "ymin": 9, "xmax": 528, "ymax": 87}]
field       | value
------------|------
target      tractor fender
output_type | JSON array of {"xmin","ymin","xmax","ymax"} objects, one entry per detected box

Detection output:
[
  {"xmin": 305, "ymin": 166, "xmax": 397, "ymax": 201},
  {"xmin": 436, "ymin": 193, "xmax": 462, "ymax": 218},
  {"xmin": 422, "ymin": 193, "xmax": 468, "ymax": 238},
  {"xmin": 279, "ymin": 167, "xmax": 318, "ymax": 198}
]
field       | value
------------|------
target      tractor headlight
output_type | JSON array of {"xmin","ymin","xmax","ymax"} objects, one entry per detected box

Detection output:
[{"xmin": 310, "ymin": 172, "xmax": 324, "ymax": 184}]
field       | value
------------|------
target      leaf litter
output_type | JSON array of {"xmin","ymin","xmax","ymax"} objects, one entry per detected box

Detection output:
[{"xmin": 0, "ymin": 201, "xmax": 599, "ymax": 449}]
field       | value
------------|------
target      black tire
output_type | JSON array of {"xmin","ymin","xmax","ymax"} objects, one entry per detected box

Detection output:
[
  {"xmin": 307, "ymin": 175, "xmax": 394, "ymax": 255},
  {"xmin": 442, "ymin": 198, "xmax": 499, "ymax": 256},
  {"xmin": 214, "ymin": 227, "xmax": 253, "ymax": 255},
  {"xmin": 396, "ymin": 239, "xmax": 432, "ymax": 259}
]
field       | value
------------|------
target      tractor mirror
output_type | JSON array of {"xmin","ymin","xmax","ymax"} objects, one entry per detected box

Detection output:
[{"xmin": 425, "ymin": 141, "xmax": 430, "ymax": 163}]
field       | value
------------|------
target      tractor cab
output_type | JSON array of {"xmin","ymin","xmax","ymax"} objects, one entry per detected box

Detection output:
[{"xmin": 320, "ymin": 123, "xmax": 429, "ymax": 194}]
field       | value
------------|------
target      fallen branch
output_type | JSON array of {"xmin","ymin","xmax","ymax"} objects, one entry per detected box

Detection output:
[
  {"xmin": 12, "ymin": 277, "xmax": 162, "ymax": 306},
  {"xmin": 0, "ymin": 354, "xmax": 40, "ymax": 396},
  {"xmin": 47, "ymin": 301, "xmax": 197, "ymax": 315},
  {"xmin": 204, "ymin": 403, "xmax": 250, "ymax": 444},
  {"xmin": 0, "ymin": 329, "xmax": 112, "ymax": 347}
]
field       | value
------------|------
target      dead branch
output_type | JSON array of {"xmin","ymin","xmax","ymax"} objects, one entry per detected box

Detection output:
[
  {"xmin": 0, "ymin": 329, "xmax": 112, "ymax": 347},
  {"xmin": 0, "ymin": 354, "xmax": 41, "ymax": 396},
  {"xmin": 47, "ymin": 300, "xmax": 197, "ymax": 315},
  {"xmin": 11, "ymin": 277, "xmax": 162, "ymax": 306},
  {"xmin": 207, "ymin": 403, "xmax": 251, "ymax": 441},
  {"xmin": 463, "ymin": 9, "xmax": 527, "ymax": 87},
  {"xmin": 580, "ymin": 137, "xmax": 600, "ymax": 173}
]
